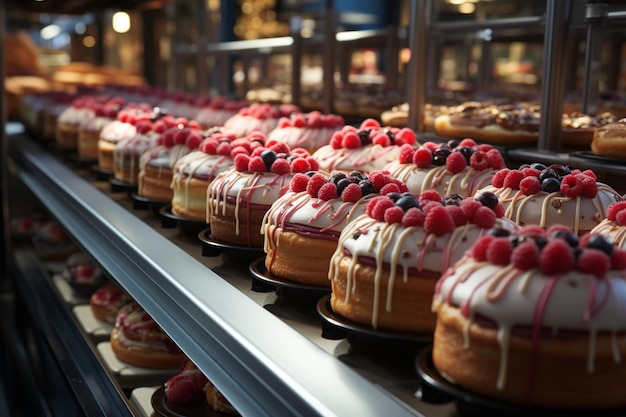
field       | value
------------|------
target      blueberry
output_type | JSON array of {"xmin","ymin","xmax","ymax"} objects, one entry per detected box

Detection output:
[
  {"xmin": 359, "ymin": 180, "xmax": 376, "ymax": 196},
  {"xmin": 551, "ymin": 230, "xmax": 579, "ymax": 247},
  {"xmin": 396, "ymin": 195, "xmax": 420, "ymax": 211},
  {"xmin": 261, "ymin": 150, "xmax": 277, "ymax": 168},
  {"xmin": 358, "ymin": 130, "xmax": 371, "ymax": 145},
  {"xmin": 587, "ymin": 234, "xmax": 614, "ymax": 255},
  {"xmin": 530, "ymin": 162, "xmax": 547, "ymax": 171},
  {"xmin": 539, "ymin": 169, "xmax": 558, "ymax": 182},
  {"xmin": 476, "ymin": 191, "xmax": 498, "ymax": 209},
  {"xmin": 443, "ymin": 193, "xmax": 464, "ymax": 206},
  {"xmin": 386, "ymin": 192, "xmax": 402, "ymax": 202},
  {"xmin": 548, "ymin": 164, "xmax": 571, "ymax": 177},
  {"xmin": 329, "ymin": 172, "xmax": 347, "ymax": 184},
  {"xmin": 447, "ymin": 139, "xmax": 461, "ymax": 148},
  {"xmin": 457, "ymin": 147, "xmax": 474, "ymax": 163},
  {"xmin": 432, "ymin": 155, "xmax": 447, "ymax": 166},
  {"xmin": 336, "ymin": 178, "xmax": 351, "ymax": 194},
  {"xmin": 384, "ymin": 128, "xmax": 395, "ymax": 141},
  {"xmin": 541, "ymin": 177, "xmax": 561, "ymax": 193},
  {"xmin": 434, "ymin": 147, "xmax": 452, "ymax": 158}
]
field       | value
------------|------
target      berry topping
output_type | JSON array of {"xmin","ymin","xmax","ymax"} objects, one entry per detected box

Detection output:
[
  {"xmin": 577, "ymin": 249, "xmax": 610, "ymax": 278},
  {"xmin": 472, "ymin": 235, "xmax": 494, "ymax": 262},
  {"xmin": 539, "ymin": 239, "xmax": 575, "ymax": 275},
  {"xmin": 486, "ymin": 238, "xmax": 514, "ymax": 266},
  {"xmin": 446, "ymin": 151, "xmax": 467, "ymax": 174},
  {"xmin": 290, "ymin": 173, "xmax": 309, "ymax": 193},
  {"xmin": 511, "ymin": 241, "xmax": 539, "ymax": 270}
]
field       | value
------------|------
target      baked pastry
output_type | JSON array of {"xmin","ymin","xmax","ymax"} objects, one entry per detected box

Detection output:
[
  {"xmin": 169, "ymin": 129, "xmax": 240, "ymax": 221},
  {"xmin": 78, "ymin": 97, "xmax": 124, "ymax": 160},
  {"xmin": 380, "ymin": 102, "xmax": 450, "ymax": 132},
  {"xmin": 265, "ymin": 110, "xmax": 344, "ymax": 154},
  {"xmin": 561, "ymin": 111, "xmax": 619, "ymax": 148},
  {"xmin": 432, "ymin": 226, "xmax": 626, "ymax": 409},
  {"xmin": 312, "ymin": 119, "xmax": 417, "ymax": 174},
  {"xmin": 55, "ymin": 95, "xmax": 98, "ymax": 151},
  {"xmin": 384, "ymin": 138, "xmax": 505, "ymax": 197},
  {"xmin": 31, "ymin": 220, "xmax": 77, "ymax": 261},
  {"xmin": 207, "ymin": 139, "xmax": 318, "ymax": 248},
  {"xmin": 591, "ymin": 117, "xmax": 626, "ymax": 159},
  {"xmin": 475, "ymin": 163, "xmax": 622, "ymax": 234},
  {"xmin": 137, "ymin": 123, "xmax": 202, "ymax": 202},
  {"xmin": 61, "ymin": 251, "xmax": 107, "ymax": 295},
  {"xmin": 589, "ymin": 200, "xmax": 626, "ymax": 248},
  {"xmin": 223, "ymin": 102, "xmax": 300, "ymax": 137},
  {"xmin": 262, "ymin": 170, "xmax": 408, "ymax": 286},
  {"xmin": 90, "ymin": 282, "xmax": 132, "ymax": 325},
  {"xmin": 328, "ymin": 190, "xmax": 517, "ymax": 333},
  {"xmin": 193, "ymin": 96, "xmax": 248, "ymax": 130},
  {"xmin": 110, "ymin": 301, "xmax": 183, "ymax": 369}
]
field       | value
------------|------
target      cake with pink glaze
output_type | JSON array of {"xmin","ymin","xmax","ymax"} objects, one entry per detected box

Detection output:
[
  {"xmin": 207, "ymin": 139, "xmax": 319, "ymax": 248},
  {"xmin": 311, "ymin": 118, "xmax": 417, "ymax": 174},
  {"xmin": 193, "ymin": 96, "xmax": 248, "ymax": 130},
  {"xmin": 222, "ymin": 102, "xmax": 300, "ymax": 136},
  {"xmin": 328, "ymin": 189, "xmax": 518, "ymax": 333},
  {"xmin": 384, "ymin": 138, "xmax": 505, "ymax": 197},
  {"xmin": 78, "ymin": 97, "xmax": 125, "ymax": 160},
  {"xmin": 265, "ymin": 110, "xmax": 345, "ymax": 154},
  {"xmin": 262, "ymin": 170, "xmax": 408, "ymax": 286},
  {"xmin": 432, "ymin": 225, "xmax": 626, "ymax": 409},
  {"xmin": 137, "ymin": 122, "xmax": 203, "ymax": 202},
  {"xmin": 475, "ymin": 163, "xmax": 622, "ymax": 234},
  {"xmin": 55, "ymin": 95, "xmax": 98, "ymax": 150}
]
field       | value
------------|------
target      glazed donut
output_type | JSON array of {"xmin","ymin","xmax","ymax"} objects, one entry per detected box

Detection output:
[
  {"xmin": 110, "ymin": 302, "xmax": 183, "ymax": 369},
  {"xmin": 89, "ymin": 282, "xmax": 132, "ymax": 324},
  {"xmin": 591, "ymin": 118, "xmax": 626, "ymax": 159}
]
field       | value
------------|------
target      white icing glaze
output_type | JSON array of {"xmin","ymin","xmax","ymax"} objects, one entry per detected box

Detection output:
[
  {"xmin": 194, "ymin": 108, "xmax": 238, "ymax": 128},
  {"xmin": 591, "ymin": 219, "xmax": 626, "ymax": 249},
  {"xmin": 99, "ymin": 120, "xmax": 137, "ymax": 144},
  {"xmin": 477, "ymin": 183, "xmax": 621, "ymax": 233},
  {"xmin": 266, "ymin": 125, "xmax": 339, "ymax": 151},
  {"xmin": 57, "ymin": 105, "xmax": 95, "ymax": 127},
  {"xmin": 223, "ymin": 114, "xmax": 280, "ymax": 136},
  {"xmin": 113, "ymin": 131, "xmax": 160, "ymax": 183},
  {"xmin": 384, "ymin": 160, "xmax": 496, "ymax": 197},
  {"xmin": 312, "ymin": 144, "xmax": 403, "ymax": 174}
]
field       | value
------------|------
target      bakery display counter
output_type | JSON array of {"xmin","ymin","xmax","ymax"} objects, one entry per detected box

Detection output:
[{"xmin": 6, "ymin": 131, "xmax": 462, "ymax": 416}]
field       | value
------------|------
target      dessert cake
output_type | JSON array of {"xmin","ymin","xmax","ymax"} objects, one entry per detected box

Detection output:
[
  {"xmin": 90, "ymin": 281, "xmax": 132, "ymax": 325},
  {"xmin": 591, "ymin": 117, "xmax": 626, "ymax": 159},
  {"xmin": 193, "ymin": 96, "xmax": 248, "ymax": 130},
  {"xmin": 207, "ymin": 139, "xmax": 319, "ymax": 248},
  {"xmin": 475, "ymin": 163, "xmax": 622, "ymax": 234},
  {"xmin": 55, "ymin": 95, "xmax": 98, "ymax": 151},
  {"xmin": 32, "ymin": 220, "xmax": 78, "ymax": 261},
  {"xmin": 432, "ymin": 226, "xmax": 626, "ymax": 409},
  {"xmin": 61, "ymin": 251, "xmax": 107, "ymax": 295},
  {"xmin": 78, "ymin": 97, "xmax": 124, "ymax": 160},
  {"xmin": 262, "ymin": 170, "xmax": 408, "ymax": 286},
  {"xmin": 589, "ymin": 201, "xmax": 626, "ymax": 248},
  {"xmin": 328, "ymin": 190, "xmax": 517, "ymax": 333},
  {"xmin": 223, "ymin": 102, "xmax": 300, "ymax": 137},
  {"xmin": 312, "ymin": 118, "xmax": 417, "ymax": 174},
  {"xmin": 265, "ymin": 110, "xmax": 344, "ymax": 154},
  {"xmin": 384, "ymin": 138, "xmax": 505, "ymax": 197}
]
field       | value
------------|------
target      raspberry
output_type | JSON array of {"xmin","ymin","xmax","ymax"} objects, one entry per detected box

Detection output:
[
  {"xmin": 318, "ymin": 182, "xmax": 339, "ymax": 200},
  {"xmin": 230, "ymin": 145, "xmax": 250, "ymax": 158},
  {"xmin": 491, "ymin": 169, "xmax": 510, "ymax": 188},
  {"xmin": 422, "ymin": 141, "xmax": 439, "ymax": 151},
  {"xmin": 616, "ymin": 210, "xmax": 626, "ymax": 226},
  {"xmin": 424, "ymin": 205, "xmax": 455, "ymax": 236},
  {"xmin": 581, "ymin": 169, "xmax": 597, "ymax": 180},
  {"xmin": 394, "ymin": 128, "xmax": 417, "ymax": 146},
  {"xmin": 384, "ymin": 206, "xmax": 405, "ymax": 224},
  {"xmin": 290, "ymin": 173, "xmax": 309, "ymax": 192},
  {"xmin": 306, "ymin": 173, "xmax": 327, "ymax": 197},
  {"xmin": 271, "ymin": 158, "xmax": 291, "ymax": 175},
  {"xmin": 268, "ymin": 141, "xmax": 290, "ymax": 155},
  {"xmin": 521, "ymin": 167, "xmax": 541, "ymax": 178},
  {"xmin": 136, "ymin": 120, "xmax": 153, "ymax": 134},
  {"xmin": 472, "ymin": 235, "xmax": 494, "ymax": 261},
  {"xmin": 458, "ymin": 138, "xmax": 477, "ymax": 147},
  {"xmin": 577, "ymin": 248, "xmax": 610, "ymax": 278},
  {"xmin": 519, "ymin": 225, "xmax": 546, "ymax": 237},
  {"xmin": 161, "ymin": 130, "xmax": 176, "ymax": 147},
  {"xmin": 473, "ymin": 206, "xmax": 496, "ymax": 228},
  {"xmin": 278, "ymin": 117, "xmax": 291, "ymax": 128},
  {"xmin": 486, "ymin": 237, "xmax": 513, "ymax": 266},
  {"xmin": 607, "ymin": 201, "xmax": 626, "ymax": 221},
  {"xmin": 445, "ymin": 205, "xmax": 467, "ymax": 226},
  {"xmin": 290, "ymin": 157, "xmax": 311, "ymax": 173},
  {"xmin": 519, "ymin": 176, "xmax": 541, "ymax": 195},
  {"xmin": 398, "ymin": 144, "xmax": 415, "ymax": 164},
  {"xmin": 250, "ymin": 146, "xmax": 266, "ymax": 158},
  {"xmin": 578, "ymin": 175, "xmax": 598, "ymax": 198},
  {"xmin": 185, "ymin": 132, "xmax": 203, "ymax": 149},
  {"xmin": 330, "ymin": 131, "xmax": 343, "ymax": 149},
  {"xmin": 153, "ymin": 120, "xmax": 167, "ymax": 133},
  {"xmin": 560, "ymin": 174, "xmax": 583, "ymax": 197},
  {"xmin": 511, "ymin": 241, "xmax": 539, "ymax": 270},
  {"xmin": 413, "ymin": 148, "xmax": 433, "ymax": 168},
  {"xmin": 342, "ymin": 183, "xmax": 363, "ymax": 202},
  {"xmin": 370, "ymin": 197, "xmax": 395, "ymax": 221},
  {"xmin": 419, "ymin": 189, "xmax": 442, "ymax": 205},
  {"xmin": 233, "ymin": 154, "xmax": 250, "ymax": 172},
  {"xmin": 401, "ymin": 207, "xmax": 425, "ymax": 227},
  {"xmin": 446, "ymin": 151, "xmax": 467, "ymax": 174},
  {"xmin": 380, "ymin": 183, "xmax": 401, "ymax": 195},
  {"xmin": 476, "ymin": 144, "xmax": 493, "ymax": 153},
  {"xmin": 372, "ymin": 132, "xmax": 391, "ymax": 147},
  {"xmin": 539, "ymin": 239, "xmax": 575, "ymax": 275},
  {"xmin": 306, "ymin": 156, "xmax": 319, "ymax": 171},
  {"xmin": 493, "ymin": 203, "xmax": 505, "ymax": 218},
  {"xmin": 248, "ymin": 156, "xmax": 267, "ymax": 173},
  {"xmin": 459, "ymin": 198, "xmax": 482, "ymax": 219},
  {"xmin": 217, "ymin": 141, "xmax": 232, "ymax": 156},
  {"xmin": 469, "ymin": 151, "xmax": 490, "ymax": 171},
  {"xmin": 486, "ymin": 148, "xmax": 505, "ymax": 169},
  {"xmin": 611, "ymin": 248, "xmax": 626, "ymax": 270},
  {"xmin": 174, "ymin": 128, "xmax": 189, "ymax": 145},
  {"xmin": 360, "ymin": 118, "xmax": 380, "ymax": 129},
  {"xmin": 165, "ymin": 375, "xmax": 196, "ymax": 404},
  {"xmin": 342, "ymin": 131, "xmax": 361, "ymax": 149},
  {"xmin": 365, "ymin": 196, "xmax": 385, "ymax": 218},
  {"xmin": 502, "ymin": 170, "xmax": 525, "ymax": 189},
  {"xmin": 368, "ymin": 172, "xmax": 386, "ymax": 190}
]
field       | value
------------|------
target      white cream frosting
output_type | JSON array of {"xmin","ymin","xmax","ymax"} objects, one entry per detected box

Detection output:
[
  {"xmin": 99, "ymin": 120, "xmax": 137, "ymax": 144},
  {"xmin": 477, "ymin": 183, "xmax": 622, "ymax": 233},
  {"xmin": 266, "ymin": 126, "xmax": 339, "ymax": 151},
  {"xmin": 223, "ymin": 114, "xmax": 280, "ymax": 136},
  {"xmin": 57, "ymin": 105, "xmax": 95, "ymax": 127},
  {"xmin": 113, "ymin": 131, "xmax": 160, "ymax": 183},
  {"xmin": 140, "ymin": 144, "xmax": 192, "ymax": 170},
  {"xmin": 591, "ymin": 219, "xmax": 626, "ymax": 249},
  {"xmin": 384, "ymin": 160, "xmax": 496, "ymax": 198},
  {"xmin": 312, "ymin": 144, "xmax": 402, "ymax": 174}
]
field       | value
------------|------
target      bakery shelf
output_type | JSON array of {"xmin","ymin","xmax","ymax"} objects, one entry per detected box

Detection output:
[{"xmin": 7, "ymin": 133, "xmax": 443, "ymax": 416}]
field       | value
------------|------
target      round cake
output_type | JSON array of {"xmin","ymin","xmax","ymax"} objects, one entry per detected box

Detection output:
[
  {"xmin": 78, "ymin": 97, "xmax": 124, "ymax": 160},
  {"xmin": 589, "ymin": 201, "xmax": 626, "ymax": 248},
  {"xmin": 207, "ymin": 139, "xmax": 319, "ymax": 248},
  {"xmin": 262, "ymin": 170, "xmax": 408, "ymax": 286},
  {"xmin": 384, "ymin": 138, "xmax": 505, "ymax": 197},
  {"xmin": 591, "ymin": 117, "xmax": 626, "ymax": 159},
  {"xmin": 55, "ymin": 95, "xmax": 97, "ymax": 151},
  {"xmin": 311, "ymin": 118, "xmax": 417, "ymax": 174},
  {"xmin": 137, "ymin": 123, "xmax": 203, "ymax": 202},
  {"xmin": 475, "ymin": 163, "xmax": 622, "ymax": 234},
  {"xmin": 265, "ymin": 110, "xmax": 344, "ymax": 154},
  {"xmin": 90, "ymin": 281, "xmax": 132, "ymax": 325},
  {"xmin": 31, "ymin": 220, "xmax": 77, "ymax": 261},
  {"xmin": 193, "ymin": 96, "xmax": 248, "ymax": 130},
  {"xmin": 328, "ymin": 190, "xmax": 518, "ymax": 333},
  {"xmin": 432, "ymin": 226, "xmax": 626, "ymax": 409},
  {"xmin": 223, "ymin": 102, "xmax": 300, "ymax": 137},
  {"xmin": 110, "ymin": 301, "xmax": 184, "ymax": 369},
  {"xmin": 61, "ymin": 251, "xmax": 107, "ymax": 295}
]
